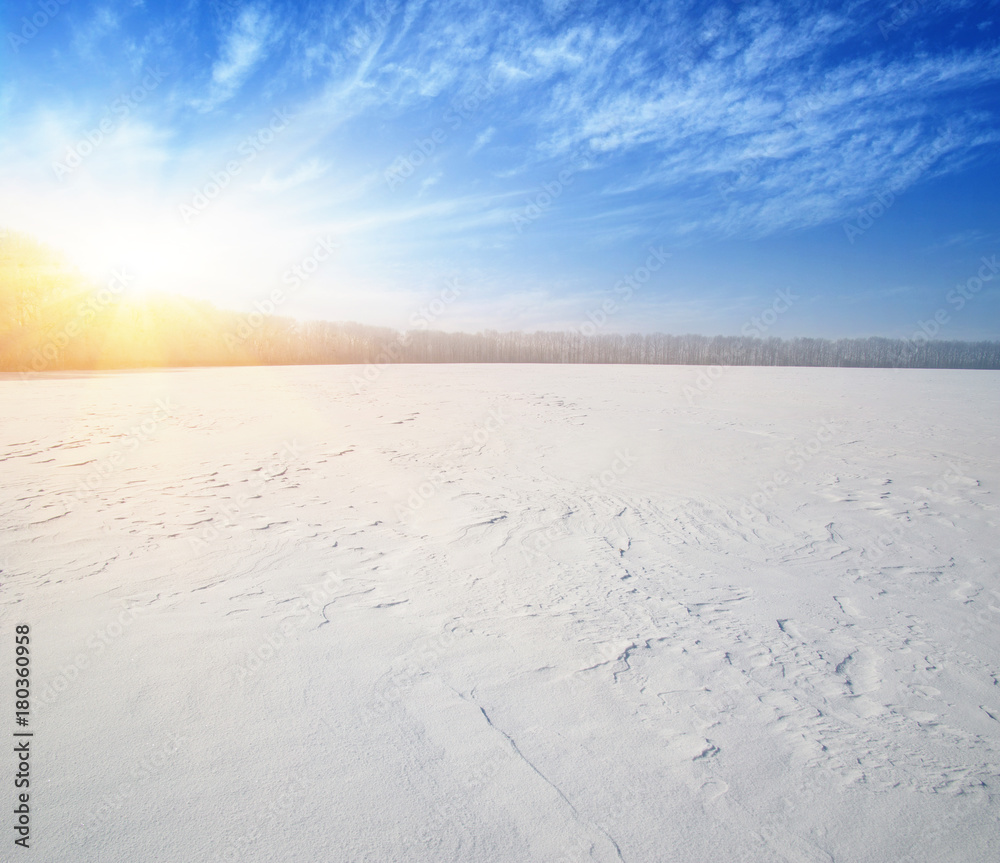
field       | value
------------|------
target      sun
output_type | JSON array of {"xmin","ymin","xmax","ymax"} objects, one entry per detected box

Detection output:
[
  {"xmin": 66, "ymin": 221, "xmax": 176, "ymax": 300},
  {"xmin": 12, "ymin": 180, "xmax": 339, "ymax": 317}
]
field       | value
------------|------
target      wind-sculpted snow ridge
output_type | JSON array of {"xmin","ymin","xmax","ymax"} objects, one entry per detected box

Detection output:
[{"xmin": 2, "ymin": 365, "xmax": 998, "ymax": 861}]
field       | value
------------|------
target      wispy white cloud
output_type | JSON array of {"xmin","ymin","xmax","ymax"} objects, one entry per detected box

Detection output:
[
  {"xmin": 417, "ymin": 171, "xmax": 442, "ymax": 196},
  {"xmin": 194, "ymin": 6, "xmax": 279, "ymax": 111},
  {"xmin": 71, "ymin": 6, "xmax": 121, "ymax": 58},
  {"xmin": 253, "ymin": 158, "xmax": 330, "ymax": 193},
  {"xmin": 468, "ymin": 126, "xmax": 495, "ymax": 155},
  {"xmin": 490, "ymin": 3, "xmax": 1000, "ymax": 237},
  {"xmin": 3, "ymin": 0, "xmax": 998, "ymax": 335}
]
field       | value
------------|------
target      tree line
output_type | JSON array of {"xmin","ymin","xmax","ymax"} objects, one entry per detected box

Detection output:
[{"xmin": 2, "ymin": 231, "xmax": 998, "ymax": 372}]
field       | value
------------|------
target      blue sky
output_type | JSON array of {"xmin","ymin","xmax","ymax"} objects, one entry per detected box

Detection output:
[{"xmin": 2, "ymin": 0, "xmax": 999, "ymax": 338}]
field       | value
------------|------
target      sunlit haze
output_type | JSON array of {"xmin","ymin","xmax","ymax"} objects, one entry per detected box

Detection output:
[{"xmin": 2, "ymin": 0, "xmax": 999, "ymax": 337}]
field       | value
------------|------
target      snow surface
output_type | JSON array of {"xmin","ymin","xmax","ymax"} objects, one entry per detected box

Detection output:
[{"xmin": 2, "ymin": 364, "xmax": 999, "ymax": 862}]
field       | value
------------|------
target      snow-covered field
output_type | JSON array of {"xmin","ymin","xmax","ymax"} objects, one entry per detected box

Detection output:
[{"xmin": 2, "ymin": 364, "xmax": 999, "ymax": 862}]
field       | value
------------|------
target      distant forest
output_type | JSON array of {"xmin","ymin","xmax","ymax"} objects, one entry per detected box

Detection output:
[{"xmin": 3, "ymin": 231, "xmax": 999, "ymax": 372}]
